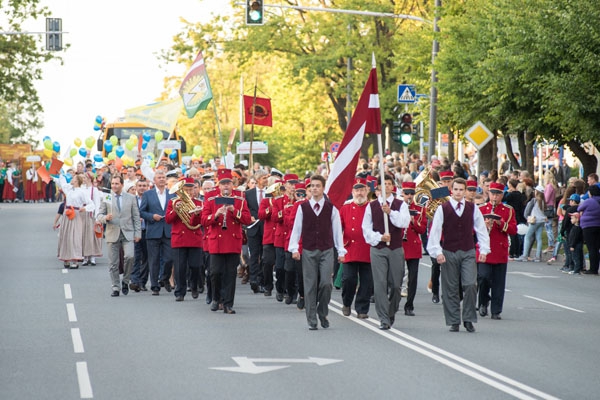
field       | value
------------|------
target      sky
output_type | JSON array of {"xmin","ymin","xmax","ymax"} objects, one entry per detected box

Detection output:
[{"xmin": 31, "ymin": 0, "xmax": 231, "ymax": 151}]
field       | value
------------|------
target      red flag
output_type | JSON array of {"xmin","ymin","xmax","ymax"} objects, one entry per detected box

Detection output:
[
  {"xmin": 325, "ymin": 65, "xmax": 381, "ymax": 209},
  {"xmin": 243, "ymin": 95, "xmax": 273, "ymax": 127}
]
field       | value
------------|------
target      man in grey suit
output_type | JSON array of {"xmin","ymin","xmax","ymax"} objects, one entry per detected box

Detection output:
[{"xmin": 97, "ymin": 175, "xmax": 141, "ymax": 297}]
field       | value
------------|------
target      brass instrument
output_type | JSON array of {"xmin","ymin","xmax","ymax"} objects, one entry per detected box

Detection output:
[
  {"xmin": 265, "ymin": 181, "xmax": 283, "ymax": 196},
  {"xmin": 414, "ymin": 167, "xmax": 450, "ymax": 220},
  {"xmin": 169, "ymin": 180, "xmax": 201, "ymax": 230}
]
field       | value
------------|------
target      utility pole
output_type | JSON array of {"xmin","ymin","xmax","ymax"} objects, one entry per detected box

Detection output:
[{"xmin": 428, "ymin": 0, "xmax": 441, "ymax": 161}]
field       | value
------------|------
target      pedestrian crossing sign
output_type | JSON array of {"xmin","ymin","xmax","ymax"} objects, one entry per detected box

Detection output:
[{"xmin": 397, "ymin": 85, "xmax": 416, "ymax": 104}]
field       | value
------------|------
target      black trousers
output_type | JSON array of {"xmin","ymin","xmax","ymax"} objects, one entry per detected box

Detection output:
[
  {"xmin": 430, "ymin": 257, "xmax": 440, "ymax": 296},
  {"xmin": 404, "ymin": 259, "xmax": 420, "ymax": 311},
  {"xmin": 173, "ymin": 247, "xmax": 202, "ymax": 298},
  {"xmin": 210, "ymin": 253, "xmax": 239, "ymax": 308},
  {"xmin": 132, "ymin": 230, "xmax": 148, "ymax": 286},
  {"xmin": 262, "ymin": 244, "xmax": 276, "ymax": 291},
  {"xmin": 275, "ymin": 246, "xmax": 286, "ymax": 294},
  {"xmin": 284, "ymin": 251, "xmax": 300, "ymax": 300},
  {"xmin": 247, "ymin": 232, "xmax": 264, "ymax": 286},
  {"xmin": 341, "ymin": 262, "xmax": 373, "ymax": 314},
  {"xmin": 477, "ymin": 262, "xmax": 507, "ymax": 315},
  {"xmin": 583, "ymin": 227, "xmax": 600, "ymax": 273}
]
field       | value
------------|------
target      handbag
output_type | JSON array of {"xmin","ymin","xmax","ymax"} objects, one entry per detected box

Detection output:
[
  {"xmin": 527, "ymin": 215, "xmax": 536, "ymax": 224},
  {"xmin": 94, "ymin": 221, "xmax": 104, "ymax": 238},
  {"xmin": 544, "ymin": 206, "xmax": 555, "ymax": 219}
]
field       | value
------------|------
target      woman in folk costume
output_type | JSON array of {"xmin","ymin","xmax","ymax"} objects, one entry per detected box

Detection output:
[
  {"xmin": 25, "ymin": 164, "xmax": 40, "ymax": 203},
  {"xmin": 81, "ymin": 172, "xmax": 103, "ymax": 266},
  {"xmin": 2, "ymin": 163, "xmax": 17, "ymax": 202},
  {"xmin": 57, "ymin": 173, "xmax": 95, "ymax": 269}
]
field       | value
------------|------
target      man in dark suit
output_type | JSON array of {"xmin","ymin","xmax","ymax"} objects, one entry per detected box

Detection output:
[
  {"xmin": 244, "ymin": 169, "xmax": 268, "ymax": 293},
  {"xmin": 139, "ymin": 169, "xmax": 175, "ymax": 295}
]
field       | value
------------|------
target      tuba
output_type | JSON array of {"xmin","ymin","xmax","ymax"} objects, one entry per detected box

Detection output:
[
  {"xmin": 265, "ymin": 181, "xmax": 283, "ymax": 196},
  {"xmin": 169, "ymin": 180, "xmax": 201, "ymax": 230},
  {"xmin": 414, "ymin": 167, "xmax": 450, "ymax": 220}
]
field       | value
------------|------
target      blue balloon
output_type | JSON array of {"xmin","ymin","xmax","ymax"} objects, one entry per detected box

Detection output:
[
  {"xmin": 95, "ymin": 115, "xmax": 103, "ymax": 124},
  {"xmin": 115, "ymin": 146, "xmax": 125, "ymax": 158},
  {"xmin": 141, "ymin": 142, "xmax": 148, "ymax": 150},
  {"xmin": 43, "ymin": 136, "xmax": 51, "ymax": 142},
  {"xmin": 52, "ymin": 141, "xmax": 60, "ymax": 153},
  {"xmin": 142, "ymin": 132, "xmax": 151, "ymax": 142},
  {"xmin": 169, "ymin": 150, "xmax": 177, "ymax": 160},
  {"xmin": 93, "ymin": 125, "xmax": 100, "ymax": 131},
  {"xmin": 93, "ymin": 154, "xmax": 103, "ymax": 163},
  {"xmin": 78, "ymin": 147, "xmax": 87, "ymax": 157},
  {"xmin": 65, "ymin": 173, "xmax": 72, "ymax": 183},
  {"xmin": 103, "ymin": 141, "xmax": 113, "ymax": 153}
]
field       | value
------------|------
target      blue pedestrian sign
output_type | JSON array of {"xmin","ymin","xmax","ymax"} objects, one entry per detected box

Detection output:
[{"xmin": 397, "ymin": 84, "xmax": 416, "ymax": 104}]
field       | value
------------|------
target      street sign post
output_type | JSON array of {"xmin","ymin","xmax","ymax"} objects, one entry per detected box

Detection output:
[{"xmin": 397, "ymin": 84, "xmax": 416, "ymax": 104}]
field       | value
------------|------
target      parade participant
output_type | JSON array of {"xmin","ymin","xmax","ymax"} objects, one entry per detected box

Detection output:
[
  {"xmin": 282, "ymin": 182, "xmax": 308, "ymax": 305},
  {"xmin": 123, "ymin": 166, "xmax": 138, "ymax": 188},
  {"xmin": 465, "ymin": 180, "xmax": 478, "ymax": 202},
  {"xmin": 97, "ymin": 175, "xmax": 141, "ymax": 297},
  {"xmin": 25, "ymin": 164, "xmax": 39, "ymax": 203},
  {"xmin": 477, "ymin": 182, "xmax": 517, "ymax": 320},
  {"xmin": 362, "ymin": 174, "xmax": 411, "ymax": 330},
  {"xmin": 57, "ymin": 173, "xmax": 95, "ymax": 268},
  {"xmin": 245, "ymin": 169, "xmax": 269, "ymax": 293},
  {"xmin": 427, "ymin": 178, "xmax": 490, "ymax": 333},
  {"xmin": 201, "ymin": 169, "xmax": 252, "ymax": 314},
  {"xmin": 165, "ymin": 177, "xmax": 204, "ymax": 301},
  {"xmin": 272, "ymin": 173, "xmax": 297, "ymax": 301},
  {"xmin": 201, "ymin": 180, "xmax": 215, "ymax": 303},
  {"xmin": 339, "ymin": 178, "xmax": 372, "ymax": 319},
  {"xmin": 2, "ymin": 162, "xmax": 17, "ymax": 202},
  {"xmin": 139, "ymin": 169, "xmax": 175, "ymax": 295},
  {"xmin": 400, "ymin": 181, "xmax": 428, "ymax": 316},
  {"xmin": 289, "ymin": 174, "xmax": 346, "ymax": 330},
  {"xmin": 81, "ymin": 172, "xmax": 102, "ymax": 266},
  {"xmin": 130, "ymin": 179, "xmax": 149, "ymax": 292}
]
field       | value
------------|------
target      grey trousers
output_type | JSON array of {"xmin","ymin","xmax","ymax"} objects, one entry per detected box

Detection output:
[
  {"xmin": 441, "ymin": 249, "xmax": 477, "ymax": 325},
  {"xmin": 302, "ymin": 248, "xmax": 334, "ymax": 327},
  {"xmin": 370, "ymin": 247, "xmax": 405, "ymax": 325},
  {"xmin": 107, "ymin": 232, "xmax": 134, "ymax": 292}
]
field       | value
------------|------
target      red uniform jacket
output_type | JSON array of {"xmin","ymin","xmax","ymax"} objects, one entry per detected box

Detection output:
[
  {"xmin": 258, "ymin": 197, "xmax": 277, "ymax": 245},
  {"xmin": 201, "ymin": 189, "xmax": 252, "ymax": 254},
  {"xmin": 402, "ymin": 202, "xmax": 428, "ymax": 260},
  {"xmin": 477, "ymin": 202, "xmax": 517, "ymax": 264},
  {"xmin": 272, "ymin": 195, "xmax": 291, "ymax": 248},
  {"xmin": 340, "ymin": 200, "xmax": 371, "ymax": 263},
  {"xmin": 285, "ymin": 199, "xmax": 305, "ymax": 254},
  {"xmin": 165, "ymin": 196, "xmax": 203, "ymax": 248}
]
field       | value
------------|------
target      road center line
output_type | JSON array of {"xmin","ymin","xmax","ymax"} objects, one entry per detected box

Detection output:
[
  {"xmin": 66, "ymin": 303, "xmax": 77, "ymax": 322},
  {"xmin": 71, "ymin": 328, "xmax": 84, "ymax": 353},
  {"xmin": 523, "ymin": 295, "xmax": 584, "ymax": 313},
  {"xmin": 64, "ymin": 284, "xmax": 72, "ymax": 300},
  {"xmin": 76, "ymin": 362, "xmax": 94, "ymax": 399},
  {"xmin": 329, "ymin": 300, "xmax": 559, "ymax": 400}
]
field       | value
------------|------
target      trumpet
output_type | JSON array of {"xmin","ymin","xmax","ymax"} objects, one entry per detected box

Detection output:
[
  {"xmin": 221, "ymin": 189, "xmax": 231, "ymax": 230},
  {"xmin": 414, "ymin": 167, "xmax": 450, "ymax": 220}
]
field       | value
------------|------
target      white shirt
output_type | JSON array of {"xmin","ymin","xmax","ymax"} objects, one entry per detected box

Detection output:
[
  {"xmin": 362, "ymin": 194, "xmax": 411, "ymax": 246},
  {"xmin": 426, "ymin": 198, "xmax": 490, "ymax": 258},
  {"xmin": 256, "ymin": 187, "xmax": 265, "ymax": 204},
  {"xmin": 156, "ymin": 187, "xmax": 167, "ymax": 210},
  {"xmin": 59, "ymin": 176, "xmax": 95, "ymax": 211},
  {"xmin": 288, "ymin": 198, "xmax": 347, "ymax": 256}
]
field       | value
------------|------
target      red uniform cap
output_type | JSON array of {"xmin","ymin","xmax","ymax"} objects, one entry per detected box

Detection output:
[
  {"xmin": 353, "ymin": 177, "xmax": 367, "ymax": 188},
  {"xmin": 284, "ymin": 173, "xmax": 299, "ymax": 183},
  {"xmin": 217, "ymin": 169, "xmax": 233, "ymax": 183},
  {"xmin": 466, "ymin": 180, "xmax": 477, "ymax": 188},
  {"xmin": 439, "ymin": 170, "xmax": 454, "ymax": 180},
  {"xmin": 180, "ymin": 177, "xmax": 195, "ymax": 187},
  {"xmin": 489, "ymin": 182, "xmax": 504, "ymax": 193},
  {"xmin": 304, "ymin": 178, "xmax": 311, "ymax": 186},
  {"xmin": 294, "ymin": 183, "xmax": 306, "ymax": 191},
  {"xmin": 401, "ymin": 181, "xmax": 416, "ymax": 193}
]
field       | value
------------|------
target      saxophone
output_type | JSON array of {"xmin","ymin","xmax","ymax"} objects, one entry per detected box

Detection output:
[{"xmin": 169, "ymin": 180, "xmax": 201, "ymax": 230}]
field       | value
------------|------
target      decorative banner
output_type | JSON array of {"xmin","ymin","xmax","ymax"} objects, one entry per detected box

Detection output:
[
  {"xmin": 243, "ymin": 95, "xmax": 272, "ymax": 127},
  {"xmin": 124, "ymin": 99, "xmax": 182, "ymax": 134},
  {"xmin": 48, "ymin": 158, "xmax": 64, "ymax": 175},
  {"xmin": 179, "ymin": 50, "xmax": 214, "ymax": 118},
  {"xmin": 37, "ymin": 166, "xmax": 51, "ymax": 184}
]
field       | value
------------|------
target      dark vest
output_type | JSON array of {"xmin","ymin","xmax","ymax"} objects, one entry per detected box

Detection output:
[
  {"xmin": 370, "ymin": 198, "xmax": 405, "ymax": 250},
  {"xmin": 301, "ymin": 200, "xmax": 334, "ymax": 251},
  {"xmin": 441, "ymin": 201, "xmax": 475, "ymax": 252}
]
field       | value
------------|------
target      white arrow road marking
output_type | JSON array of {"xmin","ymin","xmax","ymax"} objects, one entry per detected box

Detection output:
[
  {"xmin": 508, "ymin": 272, "xmax": 558, "ymax": 279},
  {"xmin": 210, "ymin": 357, "xmax": 343, "ymax": 374}
]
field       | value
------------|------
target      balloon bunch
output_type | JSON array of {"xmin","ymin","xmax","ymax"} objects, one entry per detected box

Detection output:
[
  {"xmin": 93, "ymin": 115, "xmax": 105, "ymax": 131},
  {"xmin": 63, "ymin": 136, "xmax": 96, "ymax": 166},
  {"xmin": 42, "ymin": 136, "xmax": 60, "ymax": 158}
]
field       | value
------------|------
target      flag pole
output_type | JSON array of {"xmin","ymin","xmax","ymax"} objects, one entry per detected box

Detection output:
[
  {"xmin": 212, "ymin": 97, "xmax": 225, "ymax": 158},
  {"xmin": 248, "ymin": 78, "xmax": 258, "ymax": 169}
]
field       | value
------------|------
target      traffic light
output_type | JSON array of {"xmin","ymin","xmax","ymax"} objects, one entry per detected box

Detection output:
[
  {"xmin": 46, "ymin": 18, "xmax": 62, "ymax": 51},
  {"xmin": 399, "ymin": 113, "xmax": 413, "ymax": 145},
  {"xmin": 246, "ymin": 1, "xmax": 264, "ymax": 25}
]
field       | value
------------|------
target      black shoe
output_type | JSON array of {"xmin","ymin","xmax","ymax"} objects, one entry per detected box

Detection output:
[
  {"xmin": 285, "ymin": 295, "xmax": 293, "ymax": 305},
  {"xmin": 319, "ymin": 316, "xmax": 329, "ymax": 329},
  {"xmin": 129, "ymin": 283, "xmax": 140, "ymax": 292},
  {"xmin": 191, "ymin": 290, "xmax": 199, "ymax": 299},
  {"xmin": 205, "ymin": 295, "xmax": 212, "ymax": 304},
  {"xmin": 491, "ymin": 314, "xmax": 502, "ymax": 320},
  {"xmin": 264, "ymin": 290, "xmax": 272, "ymax": 297},
  {"xmin": 308, "ymin": 325, "xmax": 318, "ymax": 331},
  {"xmin": 198, "ymin": 286, "xmax": 204, "ymax": 294},
  {"xmin": 210, "ymin": 301, "xmax": 219, "ymax": 312},
  {"xmin": 276, "ymin": 292, "xmax": 284, "ymax": 302},
  {"xmin": 404, "ymin": 309, "xmax": 415, "ymax": 316},
  {"xmin": 342, "ymin": 306, "xmax": 351, "ymax": 316},
  {"xmin": 121, "ymin": 283, "xmax": 129, "ymax": 296},
  {"xmin": 379, "ymin": 323, "xmax": 390, "ymax": 330},
  {"xmin": 479, "ymin": 305, "xmax": 488, "ymax": 317},
  {"xmin": 432, "ymin": 294, "xmax": 440, "ymax": 304},
  {"xmin": 163, "ymin": 281, "xmax": 172, "ymax": 292},
  {"xmin": 449, "ymin": 324, "xmax": 459, "ymax": 332},
  {"xmin": 583, "ymin": 270, "xmax": 599, "ymax": 275},
  {"xmin": 82, "ymin": 261, "xmax": 90, "ymax": 266},
  {"xmin": 297, "ymin": 297, "xmax": 305, "ymax": 310},
  {"xmin": 250, "ymin": 283, "xmax": 259, "ymax": 293},
  {"xmin": 223, "ymin": 307, "xmax": 236, "ymax": 314},
  {"xmin": 464, "ymin": 321, "xmax": 476, "ymax": 333},
  {"xmin": 111, "ymin": 290, "xmax": 120, "ymax": 297},
  {"xmin": 151, "ymin": 290, "xmax": 159, "ymax": 296},
  {"xmin": 175, "ymin": 296, "xmax": 184, "ymax": 302}
]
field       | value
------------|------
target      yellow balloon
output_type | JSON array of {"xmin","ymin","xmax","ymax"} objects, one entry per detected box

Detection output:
[
  {"xmin": 43, "ymin": 148, "xmax": 54, "ymax": 158},
  {"xmin": 108, "ymin": 152, "xmax": 116, "ymax": 160},
  {"xmin": 74, "ymin": 138, "xmax": 82, "ymax": 147},
  {"xmin": 129, "ymin": 134, "xmax": 138, "ymax": 144},
  {"xmin": 64, "ymin": 157, "xmax": 73, "ymax": 166},
  {"xmin": 164, "ymin": 148, "xmax": 172, "ymax": 155}
]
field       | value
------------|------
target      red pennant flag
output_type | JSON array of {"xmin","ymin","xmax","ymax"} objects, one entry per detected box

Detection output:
[
  {"xmin": 325, "ymin": 63, "xmax": 381, "ymax": 209},
  {"xmin": 243, "ymin": 95, "xmax": 272, "ymax": 127}
]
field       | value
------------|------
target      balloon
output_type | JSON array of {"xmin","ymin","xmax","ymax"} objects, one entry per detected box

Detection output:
[
  {"xmin": 64, "ymin": 157, "xmax": 73, "ymax": 167},
  {"xmin": 110, "ymin": 135, "xmax": 118, "ymax": 146},
  {"xmin": 107, "ymin": 152, "xmax": 116, "ymax": 160},
  {"xmin": 93, "ymin": 125, "xmax": 101, "ymax": 131},
  {"xmin": 103, "ymin": 141, "xmax": 113, "ymax": 153},
  {"xmin": 193, "ymin": 145, "xmax": 202, "ymax": 157},
  {"xmin": 65, "ymin": 173, "xmax": 72, "ymax": 183},
  {"xmin": 69, "ymin": 148, "xmax": 77, "ymax": 157},
  {"xmin": 79, "ymin": 147, "xmax": 88, "ymax": 157},
  {"xmin": 169, "ymin": 150, "xmax": 177, "ymax": 160},
  {"xmin": 115, "ymin": 158, "xmax": 123, "ymax": 170},
  {"xmin": 149, "ymin": 160, "xmax": 155, "ymax": 168},
  {"xmin": 52, "ymin": 141, "xmax": 61, "ymax": 153},
  {"xmin": 43, "ymin": 148, "xmax": 53, "ymax": 158},
  {"xmin": 146, "ymin": 152, "xmax": 154, "ymax": 160},
  {"xmin": 125, "ymin": 140, "xmax": 134, "ymax": 151},
  {"xmin": 155, "ymin": 131, "xmax": 163, "ymax": 142},
  {"xmin": 93, "ymin": 154, "xmax": 103, "ymax": 163},
  {"xmin": 129, "ymin": 134, "xmax": 138, "ymax": 144},
  {"xmin": 74, "ymin": 138, "xmax": 82, "ymax": 147},
  {"xmin": 44, "ymin": 139, "xmax": 53, "ymax": 151},
  {"xmin": 95, "ymin": 115, "xmax": 103, "ymax": 124},
  {"xmin": 142, "ymin": 132, "xmax": 151, "ymax": 142},
  {"xmin": 43, "ymin": 136, "xmax": 51, "ymax": 142},
  {"xmin": 141, "ymin": 142, "xmax": 148, "ymax": 150},
  {"xmin": 115, "ymin": 146, "xmax": 125, "ymax": 158},
  {"xmin": 164, "ymin": 148, "xmax": 171, "ymax": 155},
  {"xmin": 85, "ymin": 136, "xmax": 95, "ymax": 149}
]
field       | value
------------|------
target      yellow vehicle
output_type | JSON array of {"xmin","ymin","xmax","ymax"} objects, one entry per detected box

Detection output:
[{"xmin": 96, "ymin": 121, "xmax": 187, "ymax": 164}]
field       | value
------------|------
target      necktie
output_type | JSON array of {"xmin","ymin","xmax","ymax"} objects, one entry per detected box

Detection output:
[
  {"xmin": 116, "ymin": 194, "xmax": 121, "ymax": 212},
  {"xmin": 258, "ymin": 189, "xmax": 263, "ymax": 203},
  {"xmin": 314, "ymin": 203, "xmax": 320, "ymax": 212},
  {"xmin": 456, "ymin": 202, "xmax": 462, "ymax": 211}
]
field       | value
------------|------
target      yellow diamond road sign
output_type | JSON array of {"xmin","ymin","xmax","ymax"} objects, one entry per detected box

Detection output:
[{"xmin": 465, "ymin": 121, "xmax": 493, "ymax": 150}]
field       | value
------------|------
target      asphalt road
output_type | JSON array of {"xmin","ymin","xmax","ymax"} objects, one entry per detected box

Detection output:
[{"xmin": 1, "ymin": 202, "xmax": 598, "ymax": 400}]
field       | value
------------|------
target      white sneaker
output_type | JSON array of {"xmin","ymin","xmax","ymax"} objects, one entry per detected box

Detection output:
[{"xmin": 401, "ymin": 289, "xmax": 408, "ymax": 297}]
